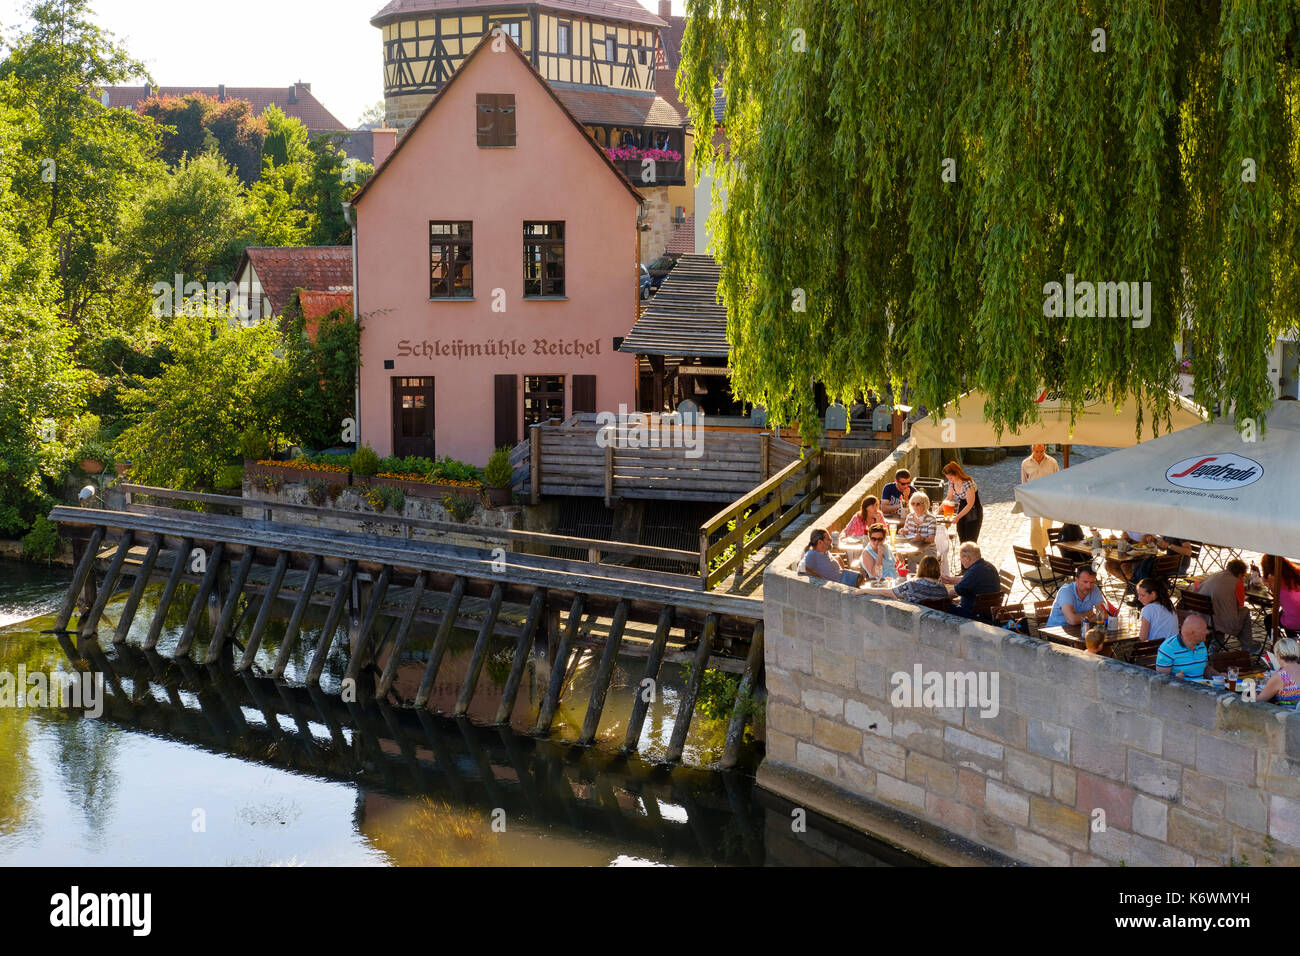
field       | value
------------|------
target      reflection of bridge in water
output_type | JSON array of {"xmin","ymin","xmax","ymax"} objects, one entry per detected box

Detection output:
[{"xmin": 53, "ymin": 634, "xmax": 917, "ymax": 866}]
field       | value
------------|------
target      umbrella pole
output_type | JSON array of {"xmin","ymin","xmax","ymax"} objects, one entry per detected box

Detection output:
[
  {"xmin": 1275, "ymin": 554, "xmax": 1284, "ymax": 643},
  {"xmin": 1064, "ymin": 444, "xmax": 1071, "ymax": 468}
]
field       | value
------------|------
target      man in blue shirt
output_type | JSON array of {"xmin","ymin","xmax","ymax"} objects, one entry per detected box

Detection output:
[
  {"xmin": 880, "ymin": 469, "xmax": 913, "ymax": 518},
  {"xmin": 1156, "ymin": 615, "xmax": 1216, "ymax": 680},
  {"xmin": 1045, "ymin": 565, "xmax": 1105, "ymax": 627},
  {"xmin": 941, "ymin": 542, "xmax": 1001, "ymax": 619}
]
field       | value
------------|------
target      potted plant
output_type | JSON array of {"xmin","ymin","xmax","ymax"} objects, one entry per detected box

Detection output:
[
  {"xmin": 77, "ymin": 439, "xmax": 112, "ymax": 475},
  {"xmin": 483, "ymin": 446, "xmax": 513, "ymax": 507}
]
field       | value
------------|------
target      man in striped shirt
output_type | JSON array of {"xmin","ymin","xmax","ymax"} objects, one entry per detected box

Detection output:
[{"xmin": 1156, "ymin": 615, "xmax": 1217, "ymax": 680}]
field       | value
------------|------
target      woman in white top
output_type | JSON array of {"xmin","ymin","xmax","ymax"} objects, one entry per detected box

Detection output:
[
  {"xmin": 1136, "ymin": 577, "xmax": 1179, "ymax": 642},
  {"xmin": 859, "ymin": 523, "xmax": 897, "ymax": 580}
]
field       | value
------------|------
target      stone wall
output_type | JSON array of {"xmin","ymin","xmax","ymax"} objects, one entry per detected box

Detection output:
[
  {"xmin": 758, "ymin": 442, "xmax": 1300, "ymax": 866},
  {"xmin": 242, "ymin": 481, "xmax": 517, "ymax": 550}
]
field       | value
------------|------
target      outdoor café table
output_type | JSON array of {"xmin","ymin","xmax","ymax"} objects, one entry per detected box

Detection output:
[
  {"xmin": 1038, "ymin": 619, "xmax": 1157, "ymax": 662},
  {"xmin": 1057, "ymin": 540, "xmax": 1163, "ymax": 568},
  {"xmin": 892, "ymin": 540, "xmax": 934, "ymax": 571}
]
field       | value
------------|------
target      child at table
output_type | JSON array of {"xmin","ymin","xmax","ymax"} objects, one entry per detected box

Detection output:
[{"xmin": 1084, "ymin": 627, "xmax": 1111, "ymax": 657}]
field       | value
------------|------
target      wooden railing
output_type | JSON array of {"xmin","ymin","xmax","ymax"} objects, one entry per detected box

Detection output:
[
  {"xmin": 120, "ymin": 483, "xmax": 701, "ymax": 585},
  {"xmin": 699, "ymin": 450, "xmax": 823, "ymax": 590}
]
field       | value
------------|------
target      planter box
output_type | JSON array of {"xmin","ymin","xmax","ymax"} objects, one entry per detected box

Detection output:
[
  {"xmin": 373, "ymin": 475, "xmax": 482, "ymax": 503},
  {"xmin": 80, "ymin": 459, "xmax": 104, "ymax": 475},
  {"xmin": 244, "ymin": 459, "xmax": 351, "ymax": 488}
]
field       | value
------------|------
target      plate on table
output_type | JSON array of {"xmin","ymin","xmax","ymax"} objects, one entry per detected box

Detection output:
[{"xmin": 863, "ymin": 579, "xmax": 896, "ymax": 591}]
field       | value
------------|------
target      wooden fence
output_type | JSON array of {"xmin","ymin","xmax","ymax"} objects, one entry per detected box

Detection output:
[
  {"xmin": 699, "ymin": 451, "xmax": 823, "ymax": 590},
  {"xmin": 820, "ymin": 447, "xmax": 892, "ymax": 496}
]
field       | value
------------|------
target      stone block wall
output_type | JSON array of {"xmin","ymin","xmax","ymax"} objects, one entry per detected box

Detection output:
[{"xmin": 758, "ymin": 441, "xmax": 1300, "ymax": 866}]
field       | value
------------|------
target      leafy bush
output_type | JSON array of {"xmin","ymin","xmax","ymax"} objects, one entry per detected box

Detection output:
[
  {"xmin": 441, "ymin": 492, "xmax": 476, "ymax": 522},
  {"xmin": 213, "ymin": 464, "xmax": 244, "ymax": 491},
  {"xmin": 238, "ymin": 428, "xmax": 272, "ymax": 461},
  {"xmin": 306, "ymin": 478, "xmax": 327, "ymax": 505},
  {"xmin": 21, "ymin": 515, "xmax": 62, "ymax": 563},
  {"xmin": 76, "ymin": 438, "xmax": 113, "ymax": 467},
  {"xmin": 363, "ymin": 484, "xmax": 404, "ymax": 513},
  {"xmin": 350, "ymin": 444, "xmax": 380, "ymax": 477},
  {"xmin": 484, "ymin": 446, "xmax": 513, "ymax": 487}
]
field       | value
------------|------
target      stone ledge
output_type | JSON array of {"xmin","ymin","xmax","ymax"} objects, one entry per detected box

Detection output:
[{"xmin": 756, "ymin": 760, "xmax": 1024, "ymax": 867}]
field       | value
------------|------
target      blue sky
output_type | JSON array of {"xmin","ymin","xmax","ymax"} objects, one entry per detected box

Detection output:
[{"xmin": 1, "ymin": 0, "xmax": 687, "ymax": 129}]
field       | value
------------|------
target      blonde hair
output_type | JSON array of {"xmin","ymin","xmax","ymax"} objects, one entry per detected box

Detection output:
[
  {"xmin": 1277, "ymin": 637, "xmax": 1299, "ymax": 662},
  {"xmin": 1084, "ymin": 627, "xmax": 1106, "ymax": 650},
  {"xmin": 908, "ymin": 491, "xmax": 931, "ymax": 510}
]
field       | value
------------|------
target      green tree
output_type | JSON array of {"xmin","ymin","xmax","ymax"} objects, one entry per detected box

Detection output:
[
  {"xmin": 114, "ymin": 305, "xmax": 287, "ymax": 490},
  {"xmin": 138, "ymin": 92, "xmax": 268, "ymax": 184},
  {"xmin": 116, "ymin": 152, "xmax": 248, "ymax": 285},
  {"xmin": 680, "ymin": 0, "xmax": 1298, "ymax": 439},
  {"xmin": 273, "ymin": 302, "xmax": 360, "ymax": 450},
  {"xmin": 0, "ymin": 0, "xmax": 159, "ymax": 333},
  {"xmin": 305, "ymin": 134, "xmax": 372, "ymax": 245}
]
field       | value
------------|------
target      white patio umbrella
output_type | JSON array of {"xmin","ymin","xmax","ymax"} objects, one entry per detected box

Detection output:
[
  {"xmin": 1014, "ymin": 399, "xmax": 1300, "ymax": 557},
  {"xmin": 910, "ymin": 388, "xmax": 1206, "ymax": 448}
]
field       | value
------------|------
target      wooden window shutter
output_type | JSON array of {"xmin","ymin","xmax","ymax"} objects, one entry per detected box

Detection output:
[
  {"xmin": 476, "ymin": 93, "xmax": 516, "ymax": 147},
  {"xmin": 572, "ymin": 375, "xmax": 597, "ymax": 414},
  {"xmin": 494, "ymin": 374, "xmax": 518, "ymax": 448}
]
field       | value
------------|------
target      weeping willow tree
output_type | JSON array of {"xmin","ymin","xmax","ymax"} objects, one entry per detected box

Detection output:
[{"xmin": 679, "ymin": 0, "xmax": 1299, "ymax": 442}]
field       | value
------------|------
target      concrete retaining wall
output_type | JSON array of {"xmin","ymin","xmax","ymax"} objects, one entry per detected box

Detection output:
[{"xmin": 758, "ymin": 440, "xmax": 1300, "ymax": 866}]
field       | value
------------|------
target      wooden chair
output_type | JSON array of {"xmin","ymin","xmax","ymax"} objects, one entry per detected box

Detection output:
[
  {"xmin": 1046, "ymin": 527, "xmax": 1063, "ymax": 550},
  {"xmin": 919, "ymin": 596, "xmax": 954, "ymax": 612},
  {"xmin": 993, "ymin": 601, "xmax": 1024, "ymax": 626},
  {"xmin": 998, "ymin": 568, "xmax": 1015, "ymax": 596},
  {"xmin": 1013, "ymin": 545, "xmax": 1061, "ymax": 597},
  {"xmin": 1130, "ymin": 641, "xmax": 1162, "ymax": 668},
  {"xmin": 1048, "ymin": 554, "xmax": 1089, "ymax": 583},
  {"xmin": 1209, "ymin": 649, "xmax": 1254, "ymax": 673},
  {"xmin": 970, "ymin": 590, "xmax": 1004, "ymax": 623},
  {"xmin": 1024, "ymin": 599, "xmax": 1055, "ymax": 638},
  {"xmin": 1177, "ymin": 589, "xmax": 1216, "ymax": 636}
]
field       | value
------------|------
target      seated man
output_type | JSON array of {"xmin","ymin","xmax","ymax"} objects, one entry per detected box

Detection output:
[
  {"xmin": 1196, "ymin": 559, "xmax": 1254, "ymax": 650},
  {"xmin": 1045, "ymin": 565, "xmax": 1106, "ymax": 627},
  {"xmin": 1156, "ymin": 614, "xmax": 1217, "ymax": 680},
  {"xmin": 880, "ymin": 469, "xmax": 913, "ymax": 518},
  {"xmin": 891, "ymin": 555, "xmax": 950, "ymax": 608},
  {"xmin": 941, "ymin": 542, "xmax": 1000, "ymax": 618},
  {"xmin": 797, "ymin": 528, "xmax": 844, "ymax": 582}
]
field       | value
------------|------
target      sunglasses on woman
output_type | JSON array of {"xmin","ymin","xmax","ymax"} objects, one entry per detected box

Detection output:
[{"xmin": 870, "ymin": 536, "xmax": 885, "ymax": 543}]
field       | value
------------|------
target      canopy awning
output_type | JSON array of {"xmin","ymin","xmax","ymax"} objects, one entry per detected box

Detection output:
[
  {"xmin": 1014, "ymin": 399, "xmax": 1300, "ymax": 556},
  {"xmin": 909, "ymin": 388, "xmax": 1207, "ymax": 448}
]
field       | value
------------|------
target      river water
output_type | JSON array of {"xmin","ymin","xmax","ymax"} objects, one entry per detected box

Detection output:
[{"xmin": 0, "ymin": 558, "xmax": 920, "ymax": 866}]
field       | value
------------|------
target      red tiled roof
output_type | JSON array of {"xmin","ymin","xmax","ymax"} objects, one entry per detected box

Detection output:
[
  {"xmin": 103, "ymin": 84, "xmax": 348, "ymax": 131},
  {"xmin": 371, "ymin": 0, "xmax": 666, "ymax": 29},
  {"xmin": 666, "ymin": 214, "xmax": 695, "ymax": 255},
  {"xmin": 296, "ymin": 290, "xmax": 354, "ymax": 342},
  {"xmin": 658, "ymin": 13, "xmax": 686, "ymax": 70},
  {"xmin": 551, "ymin": 85, "xmax": 682, "ymax": 127},
  {"xmin": 240, "ymin": 246, "xmax": 354, "ymax": 317}
]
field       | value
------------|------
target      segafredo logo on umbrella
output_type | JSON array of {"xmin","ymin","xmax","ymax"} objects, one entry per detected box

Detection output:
[
  {"xmin": 1033, "ymin": 388, "xmax": 1104, "ymax": 410},
  {"xmin": 1165, "ymin": 454, "xmax": 1263, "ymax": 490}
]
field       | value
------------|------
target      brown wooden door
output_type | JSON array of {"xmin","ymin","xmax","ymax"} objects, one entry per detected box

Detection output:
[
  {"xmin": 392, "ymin": 377, "xmax": 434, "ymax": 458},
  {"xmin": 572, "ymin": 374, "xmax": 597, "ymax": 414},
  {"xmin": 494, "ymin": 374, "xmax": 518, "ymax": 449}
]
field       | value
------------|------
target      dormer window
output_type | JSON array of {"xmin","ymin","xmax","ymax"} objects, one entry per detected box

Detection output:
[{"xmin": 476, "ymin": 93, "xmax": 516, "ymax": 147}]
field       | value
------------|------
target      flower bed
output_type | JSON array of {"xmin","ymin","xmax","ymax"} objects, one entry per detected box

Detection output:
[
  {"xmin": 373, "ymin": 471, "xmax": 482, "ymax": 502},
  {"xmin": 245, "ymin": 458, "xmax": 352, "ymax": 488}
]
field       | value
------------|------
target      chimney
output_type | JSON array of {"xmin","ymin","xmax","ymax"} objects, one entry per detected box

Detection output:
[
  {"xmin": 144, "ymin": 82, "xmax": 152, "ymax": 98},
  {"xmin": 288, "ymin": 84, "xmax": 298, "ymax": 104},
  {"xmin": 371, "ymin": 128, "xmax": 398, "ymax": 169},
  {"xmin": 217, "ymin": 83, "xmax": 226, "ymax": 101},
  {"xmin": 659, "ymin": 0, "xmax": 671, "ymax": 17}
]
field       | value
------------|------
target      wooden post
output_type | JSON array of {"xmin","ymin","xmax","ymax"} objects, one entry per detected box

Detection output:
[
  {"xmin": 114, "ymin": 536, "xmax": 160, "ymax": 644},
  {"xmin": 144, "ymin": 537, "xmax": 193, "ymax": 651},
  {"xmin": 174, "ymin": 541, "xmax": 224, "ymax": 658},
  {"xmin": 760, "ymin": 432, "xmax": 771, "ymax": 481},
  {"xmin": 530, "ymin": 425, "xmax": 542, "ymax": 505},
  {"xmin": 53, "ymin": 527, "xmax": 104, "ymax": 633},
  {"xmin": 721, "ymin": 620, "xmax": 764, "ymax": 769},
  {"xmin": 272, "ymin": 554, "xmax": 322, "ymax": 678},
  {"xmin": 622, "ymin": 606, "xmax": 673, "ymax": 753},
  {"xmin": 205, "ymin": 546, "xmax": 254, "ymax": 663},
  {"xmin": 454, "ymin": 582, "xmax": 504, "ymax": 715},
  {"xmin": 305, "ymin": 560, "xmax": 357, "ymax": 686},
  {"xmin": 494, "ymin": 589, "xmax": 546, "ymax": 724},
  {"xmin": 604, "ymin": 443, "xmax": 614, "ymax": 508},
  {"xmin": 534, "ymin": 593, "xmax": 585, "ymax": 734},
  {"xmin": 238, "ymin": 551, "xmax": 289, "ymax": 670},
  {"xmin": 578, "ymin": 599, "xmax": 629, "ymax": 746},
  {"xmin": 79, "ymin": 530, "xmax": 133, "ymax": 639},
  {"xmin": 1064, "ymin": 443, "xmax": 1071, "ymax": 468},
  {"xmin": 414, "ymin": 576, "xmax": 466, "ymax": 708},
  {"xmin": 666, "ymin": 614, "xmax": 717, "ymax": 763},
  {"xmin": 699, "ymin": 527, "xmax": 711, "ymax": 589},
  {"xmin": 377, "ymin": 570, "xmax": 427, "ymax": 698},
  {"xmin": 344, "ymin": 565, "xmax": 392, "ymax": 682}
]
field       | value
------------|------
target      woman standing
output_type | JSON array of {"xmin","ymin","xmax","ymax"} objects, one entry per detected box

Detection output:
[
  {"xmin": 1264, "ymin": 555, "xmax": 1300, "ymax": 639},
  {"xmin": 843, "ymin": 496, "xmax": 886, "ymax": 539},
  {"xmin": 942, "ymin": 461, "xmax": 983, "ymax": 543}
]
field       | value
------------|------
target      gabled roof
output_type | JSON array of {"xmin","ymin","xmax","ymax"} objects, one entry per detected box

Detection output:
[
  {"xmin": 294, "ymin": 290, "xmax": 354, "ymax": 342},
  {"xmin": 619, "ymin": 255, "xmax": 727, "ymax": 358},
  {"xmin": 102, "ymin": 84, "xmax": 348, "ymax": 131},
  {"xmin": 371, "ymin": 0, "xmax": 667, "ymax": 29},
  {"xmin": 665, "ymin": 214, "xmax": 695, "ymax": 255},
  {"xmin": 237, "ymin": 246, "xmax": 354, "ymax": 317},
  {"xmin": 351, "ymin": 29, "xmax": 645, "ymax": 207}
]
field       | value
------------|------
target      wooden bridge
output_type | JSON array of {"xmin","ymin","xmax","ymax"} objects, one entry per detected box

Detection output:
[{"xmin": 47, "ymin": 502, "xmax": 765, "ymax": 767}]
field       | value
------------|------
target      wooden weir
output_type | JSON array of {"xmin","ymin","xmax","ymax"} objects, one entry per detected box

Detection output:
[{"xmin": 47, "ymin": 503, "xmax": 766, "ymax": 768}]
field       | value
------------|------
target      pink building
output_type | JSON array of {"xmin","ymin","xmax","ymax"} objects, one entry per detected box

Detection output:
[{"xmin": 351, "ymin": 29, "xmax": 643, "ymax": 466}]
